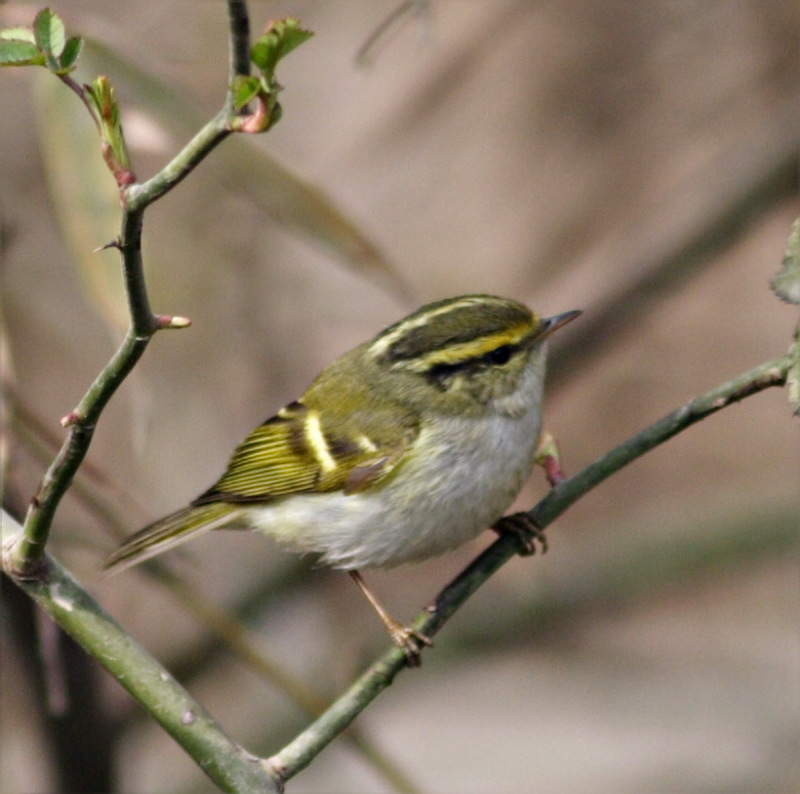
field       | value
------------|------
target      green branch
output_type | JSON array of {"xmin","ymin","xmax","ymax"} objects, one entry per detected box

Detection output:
[
  {"xmin": 268, "ymin": 351, "xmax": 792, "ymax": 783},
  {"xmin": 226, "ymin": 0, "xmax": 251, "ymax": 104},
  {"xmin": 10, "ymin": 329, "xmax": 151, "ymax": 573},
  {"xmin": 533, "ymin": 353, "xmax": 792, "ymax": 527},
  {"xmin": 1, "ymin": 512, "xmax": 280, "ymax": 794},
  {"xmin": 124, "ymin": 112, "xmax": 233, "ymax": 209}
]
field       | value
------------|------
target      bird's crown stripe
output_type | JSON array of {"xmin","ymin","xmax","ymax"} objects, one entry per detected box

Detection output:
[
  {"xmin": 394, "ymin": 323, "xmax": 531, "ymax": 372},
  {"xmin": 368, "ymin": 296, "xmax": 494, "ymax": 358}
]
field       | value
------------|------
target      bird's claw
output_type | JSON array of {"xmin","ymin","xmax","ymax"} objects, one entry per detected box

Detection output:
[
  {"xmin": 493, "ymin": 512, "xmax": 548, "ymax": 556},
  {"xmin": 387, "ymin": 620, "xmax": 432, "ymax": 667}
]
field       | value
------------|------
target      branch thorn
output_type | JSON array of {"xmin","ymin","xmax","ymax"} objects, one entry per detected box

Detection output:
[{"xmin": 94, "ymin": 239, "xmax": 121, "ymax": 253}]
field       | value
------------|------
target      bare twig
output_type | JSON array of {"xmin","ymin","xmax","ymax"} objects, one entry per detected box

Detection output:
[{"xmin": 227, "ymin": 0, "xmax": 251, "ymax": 93}]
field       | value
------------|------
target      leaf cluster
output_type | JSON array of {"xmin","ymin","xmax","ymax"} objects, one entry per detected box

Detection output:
[
  {"xmin": 0, "ymin": 8, "xmax": 82, "ymax": 74},
  {"xmin": 230, "ymin": 18, "xmax": 313, "ymax": 130}
]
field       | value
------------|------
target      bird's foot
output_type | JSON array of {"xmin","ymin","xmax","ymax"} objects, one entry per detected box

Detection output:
[
  {"xmin": 385, "ymin": 617, "xmax": 432, "ymax": 667},
  {"xmin": 493, "ymin": 512, "xmax": 548, "ymax": 556}
]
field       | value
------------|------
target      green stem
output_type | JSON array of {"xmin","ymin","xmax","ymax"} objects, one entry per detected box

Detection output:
[
  {"xmin": 227, "ymin": 0, "xmax": 251, "ymax": 105},
  {"xmin": 269, "ymin": 352, "xmax": 792, "ymax": 782},
  {"xmin": 12, "ymin": 325, "xmax": 152, "ymax": 574},
  {"xmin": 125, "ymin": 111, "xmax": 232, "ymax": 209},
  {"xmin": 12, "ymin": 189, "xmax": 157, "ymax": 576}
]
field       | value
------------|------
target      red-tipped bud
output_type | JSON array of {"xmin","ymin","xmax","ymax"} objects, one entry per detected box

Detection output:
[
  {"xmin": 60, "ymin": 411, "xmax": 81, "ymax": 428},
  {"xmin": 156, "ymin": 315, "xmax": 192, "ymax": 330}
]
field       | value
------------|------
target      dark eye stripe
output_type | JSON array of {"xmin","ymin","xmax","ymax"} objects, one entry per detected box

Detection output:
[
  {"xmin": 425, "ymin": 343, "xmax": 518, "ymax": 389},
  {"xmin": 426, "ymin": 360, "xmax": 469, "ymax": 383}
]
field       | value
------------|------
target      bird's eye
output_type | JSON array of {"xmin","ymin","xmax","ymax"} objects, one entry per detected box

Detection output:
[{"xmin": 485, "ymin": 345, "xmax": 512, "ymax": 365}]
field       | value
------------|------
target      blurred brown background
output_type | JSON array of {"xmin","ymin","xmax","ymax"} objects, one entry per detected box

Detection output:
[{"xmin": 1, "ymin": 1, "xmax": 798, "ymax": 792}]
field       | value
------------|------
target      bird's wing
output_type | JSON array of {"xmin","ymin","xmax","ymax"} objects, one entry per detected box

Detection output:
[{"xmin": 194, "ymin": 399, "xmax": 420, "ymax": 504}]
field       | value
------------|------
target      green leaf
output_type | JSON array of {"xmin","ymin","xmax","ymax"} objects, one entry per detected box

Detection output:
[
  {"xmin": 1, "ymin": 27, "xmax": 37, "ymax": 44},
  {"xmin": 770, "ymin": 217, "xmax": 800, "ymax": 305},
  {"xmin": 57, "ymin": 35, "xmax": 84, "ymax": 73},
  {"xmin": 251, "ymin": 38, "xmax": 278, "ymax": 78},
  {"xmin": 84, "ymin": 76, "xmax": 131, "ymax": 170},
  {"xmin": 251, "ymin": 18, "xmax": 313, "ymax": 79},
  {"xmin": 231, "ymin": 74, "xmax": 262, "ymax": 111},
  {"xmin": 0, "ymin": 38, "xmax": 45, "ymax": 67},
  {"xmin": 273, "ymin": 19, "xmax": 314, "ymax": 61},
  {"xmin": 34, "ymin": 8, "xmax": 66, "ymax": 69}
]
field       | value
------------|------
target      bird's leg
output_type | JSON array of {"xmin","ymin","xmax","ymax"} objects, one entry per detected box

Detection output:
[{"xmin": 348, "ymin": 570, "xmax": 432, "ymax": 666}]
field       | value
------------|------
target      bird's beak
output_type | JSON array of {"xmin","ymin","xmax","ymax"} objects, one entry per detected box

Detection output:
[{"xmin": 538, "ymin": 309, "xmax": 582, "ymax": 340}]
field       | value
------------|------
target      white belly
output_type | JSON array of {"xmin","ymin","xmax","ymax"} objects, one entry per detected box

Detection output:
[{"xmin": 246, "ymin": 408, "xmax": 542, "ymax": 569}]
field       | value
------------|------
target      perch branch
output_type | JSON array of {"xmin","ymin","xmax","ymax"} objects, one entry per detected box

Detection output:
[{"xmin": 268, "ymin": 351, "xmax": 792, "ymax": 783}]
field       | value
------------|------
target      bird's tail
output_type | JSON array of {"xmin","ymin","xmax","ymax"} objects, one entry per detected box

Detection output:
[{"xmin": 104, "ymin": 502, "xmax": 243, "ymax": 574}]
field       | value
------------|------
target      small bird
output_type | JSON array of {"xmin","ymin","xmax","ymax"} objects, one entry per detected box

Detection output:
[{"xmin": 105, "ymin": 295, "xmax": 580, "ymax": 663}]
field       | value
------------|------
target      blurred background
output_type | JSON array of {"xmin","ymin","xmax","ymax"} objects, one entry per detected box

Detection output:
[{"xmin": 1, "ymin": 1, "xmax": 798, "ymax": 792}]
